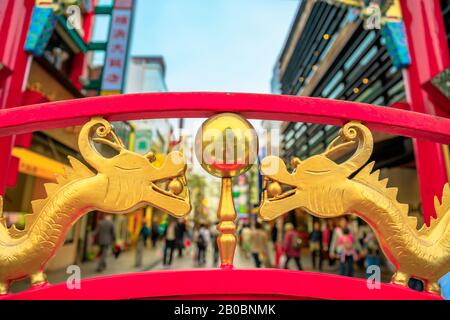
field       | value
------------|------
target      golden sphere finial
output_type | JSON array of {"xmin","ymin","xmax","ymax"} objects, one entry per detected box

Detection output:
[{"xmin": 195, "ymin": 113, "xmax": 258, "ymax": 178}]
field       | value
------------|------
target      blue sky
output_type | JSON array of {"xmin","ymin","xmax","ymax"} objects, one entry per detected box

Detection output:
[
  {"xmin": 91, "ymin": 0, "xmax": 299, "ymax": 175},
  {"xmin": 94, "ymin": 0, "xmax": 299, "ymax": 93}
]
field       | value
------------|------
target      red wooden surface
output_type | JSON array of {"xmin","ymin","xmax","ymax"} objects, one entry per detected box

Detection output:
[
  {"xmin": 1, "ymin": 269, "xmax": 442, "ymax": 300},
  {"xmin": 0, "ymin": 0, "xmax": 35, "ymax": 194},
  {"xmin": 0, "ymin": 1, "xmax": 447, "ymax": 302},
  {"xmin": 400, "ymin": 0, "xmax": 450, "ymax": 225},
  {"xmin": 22, "ymin": 89, "xmax": 50, "ymax": 106},
  {"xmin": 0, "ymin": 92, "xmax": 450, "ymax": 144}
]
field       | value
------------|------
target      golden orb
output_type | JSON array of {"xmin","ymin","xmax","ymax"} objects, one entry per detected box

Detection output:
[
  {"xmin": 168, "ymin": 179, "xmax": 183, "ymax": 195},
  {"xmin": 267, "ymin": 182, "xmax": 282, "ymax": 197},
  {"xmin": 195, "ymin": 113, "xmax": 258, "ymax": 178}
]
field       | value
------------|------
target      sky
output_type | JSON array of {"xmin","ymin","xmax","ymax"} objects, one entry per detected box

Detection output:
[
  {"xmin": 93, "ymin": 0, "xmax": 299, "ymax": 178},
  {"xmin": 95, "ymin": 0, "xmax": 299, "ymax": 93}
]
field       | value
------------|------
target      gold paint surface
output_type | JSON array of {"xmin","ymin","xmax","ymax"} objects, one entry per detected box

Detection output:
[
  {"xmin": 195, "ymin": 113, "xmax": 258, "ymax": 267},
  {"xmin": 260, "ymin": 121, "xmax": 450, "ymax": 294},
  {"xmin": 0, "ymin": 118, "xmax": 191, "ymax": 294},
  {"xmin": 1, "ymin": 114, "xmax": 448, "ymax": 297},
  {"xmin": 217, "ymin": 177, "xmax": 237, "ymax": 267},
  {"xmin": 195, "ymin": 113, "xmax": 258, "ymax": 178}
]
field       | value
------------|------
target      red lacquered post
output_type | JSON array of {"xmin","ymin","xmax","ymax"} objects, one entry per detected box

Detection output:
[
  {"xmin": 0, "ymin": 0, "xmax": 35, "ymax": 195},
  {"xmin": 400, "ymin": 0, "xmax": 450, "ymax": 225}
]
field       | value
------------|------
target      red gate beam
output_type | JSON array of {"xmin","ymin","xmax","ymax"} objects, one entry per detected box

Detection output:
[
  {"xmin": 0, "ymin": 92, "xmax": 449, "ymax": 144},
  {"xmin": 2, "ymin": 269, "xmax": 442, "ymax": 300},
  {"xmin": 400, "ymin": 0, "xmax": 450, "ymax": 225}
]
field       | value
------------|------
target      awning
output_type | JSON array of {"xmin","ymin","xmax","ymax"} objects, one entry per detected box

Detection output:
[{"xmin": 12, "ymin": 147, "xmax": 68, "ymax": 181}]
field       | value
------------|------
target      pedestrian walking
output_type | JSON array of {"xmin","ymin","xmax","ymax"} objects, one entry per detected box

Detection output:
[
  {"xmin": 94, "ymin": 214, "xmax": 116, "ymax": 272},
  {"xmin": 309, "ymin": 221, "xmax": 323, "ymax": 271},
  {"xmin": 135, "ymin": 223, "xmax": 150, "ymax": 268},
  {"xmin": 363, "ymin": 230, "xmax": 381, "ymax": 277},
  {"xmin": 163, "ymin": 220, "xmax": 177, "ymax": 267},
  {"xmin": 337, "ymin": 228, "xmax": 358, "ymax": 277},
  {"xmin": 249, "ymin": 222, "xmax": 269, "ymax": 268},
  {"xmin": 196, "ymin": 224, "xmax": 210, "ymax": 266},
  {"xmin": 151, "ymin": 222, "xmax": 159, "ymax": 248},
  {"xmin": 330, "ymin": 217, "xmax": 353, "ymax": 259},
  {"xmin": 283, "ymin": 223, "xmax": 303, "ymax": 270},
  {"xmin": 175, "ymin": 219, "xmax": 187, "ymax": 258}
]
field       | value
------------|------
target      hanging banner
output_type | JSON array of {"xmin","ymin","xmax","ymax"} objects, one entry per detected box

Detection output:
[
  {"xmin": 101, "ymin": 0, "xmax": 134, "ymax": 94},
  {"xmin": 24, "ymin": 6, "xmax": 57, "ymax": 57}
]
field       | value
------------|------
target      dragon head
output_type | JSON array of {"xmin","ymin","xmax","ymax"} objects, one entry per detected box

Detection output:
[
  {"xmin": 77, "ymin": 118, "xmax": 191, "ymax": 217},
  {"xmin": 259, "ymin": 122, "xmax": 373, "ymax": 221}
]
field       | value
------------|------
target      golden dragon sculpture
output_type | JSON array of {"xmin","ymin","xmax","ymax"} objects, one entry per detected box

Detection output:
[
  {"xmin": 0, "ymin": 118, "xmax": 191, "ymax": 295},
  {"xmin": 259, "ymin": 121, "xmax": 450, "ymax": 294}
]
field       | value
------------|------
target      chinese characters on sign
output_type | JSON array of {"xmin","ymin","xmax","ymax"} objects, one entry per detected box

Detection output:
[
  {"xmin": 114, "ymin": 0, "xmax": 133, "ymax": 9},
  {"xmin": 101, "ymin": 1, "xmax": 134, "ymax": 94}
]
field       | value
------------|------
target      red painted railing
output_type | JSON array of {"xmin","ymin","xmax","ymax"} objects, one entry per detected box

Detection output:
[
  {"xmin": 0, "ymin": 93, "xmax": 449, "ymax": 144},
  {"xmin": 0, "ymin": 92, "xmax": 448, "ymax": 300},
  {"xmin": 3, "ymin": 270, "xmax": 442, "ymax": 300}
]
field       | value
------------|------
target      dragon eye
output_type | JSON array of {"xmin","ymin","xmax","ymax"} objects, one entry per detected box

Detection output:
[
  {"xmin": 168, "ymin": 179, "xmax": 183, "ymax": 195},
  {"xmin": 267, "ymin": 182, "xmax": 282, "ymax": 197}
]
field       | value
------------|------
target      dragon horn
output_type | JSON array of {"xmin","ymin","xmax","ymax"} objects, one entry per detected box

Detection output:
[
  {"xmin": 336, "ymin": 122, "xmax": 374, "ymax": 177},
  {"xmin": 78, "ymin": 117, "xmax": 120, "ymax": 170}
]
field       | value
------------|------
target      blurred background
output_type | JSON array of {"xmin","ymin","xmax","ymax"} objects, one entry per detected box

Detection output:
[{"xmin": 0, "ymin": 0, "xmax": 449, "ymax": 294}]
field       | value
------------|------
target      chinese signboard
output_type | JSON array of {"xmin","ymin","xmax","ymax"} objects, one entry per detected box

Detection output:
[
  {"xmin": 114, "ymin": 0, "xmax": 133, "ymax": 8},
  {"xmin": 101, "ymin": 0, "xmax": 134, "ymax": 94}
]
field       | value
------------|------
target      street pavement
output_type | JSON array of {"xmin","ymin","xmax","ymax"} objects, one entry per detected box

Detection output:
[
  {"xmin": 11, "ymin": 242, "xmax": 165, "ymax": 294},
  {"xmin": 10, "ymin": 241, "xmax": 391, "ymax": 294}
]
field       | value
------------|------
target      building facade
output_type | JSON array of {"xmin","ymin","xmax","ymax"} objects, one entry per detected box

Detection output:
[
  {"xmin": 273, "ymin": 0, "xmax": 449, "ymax": 227},
  {"xmin": 1, "ymin": 0, "xmax": 101, "ymax": 270},
  {"xmin": 0, "ymin": 0, "xmax": 138, "ymax": 268},
  {"xmin": 125, "ymin": 56, "xmax": 173, "ymax": 154},
  {"xmin": 124, "ymin": 55, "xmax": 180, "ymax": 243}
]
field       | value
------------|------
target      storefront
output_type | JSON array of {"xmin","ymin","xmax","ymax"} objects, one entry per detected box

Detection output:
[{"xmin": 3, "ymin": 146, "xmax": 85, "ymax": 271}]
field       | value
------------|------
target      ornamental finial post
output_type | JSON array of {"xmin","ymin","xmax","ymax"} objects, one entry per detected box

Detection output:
[{"xmin": 195, "ymin": 113, "xmax": 258, "ymax": 268}]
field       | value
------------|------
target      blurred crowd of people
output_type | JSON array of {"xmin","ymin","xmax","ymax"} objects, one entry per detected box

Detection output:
[
  {"xmin": 237, "ymin": 215, "xmax": 384, "ymax": 279},
  {"xmin": 93, "ymin": 213, "xmax": 384, "ymax": 281},
  {"xmin": 135, "ymin": 217, "xmax": 220, "ymax": 269}
]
